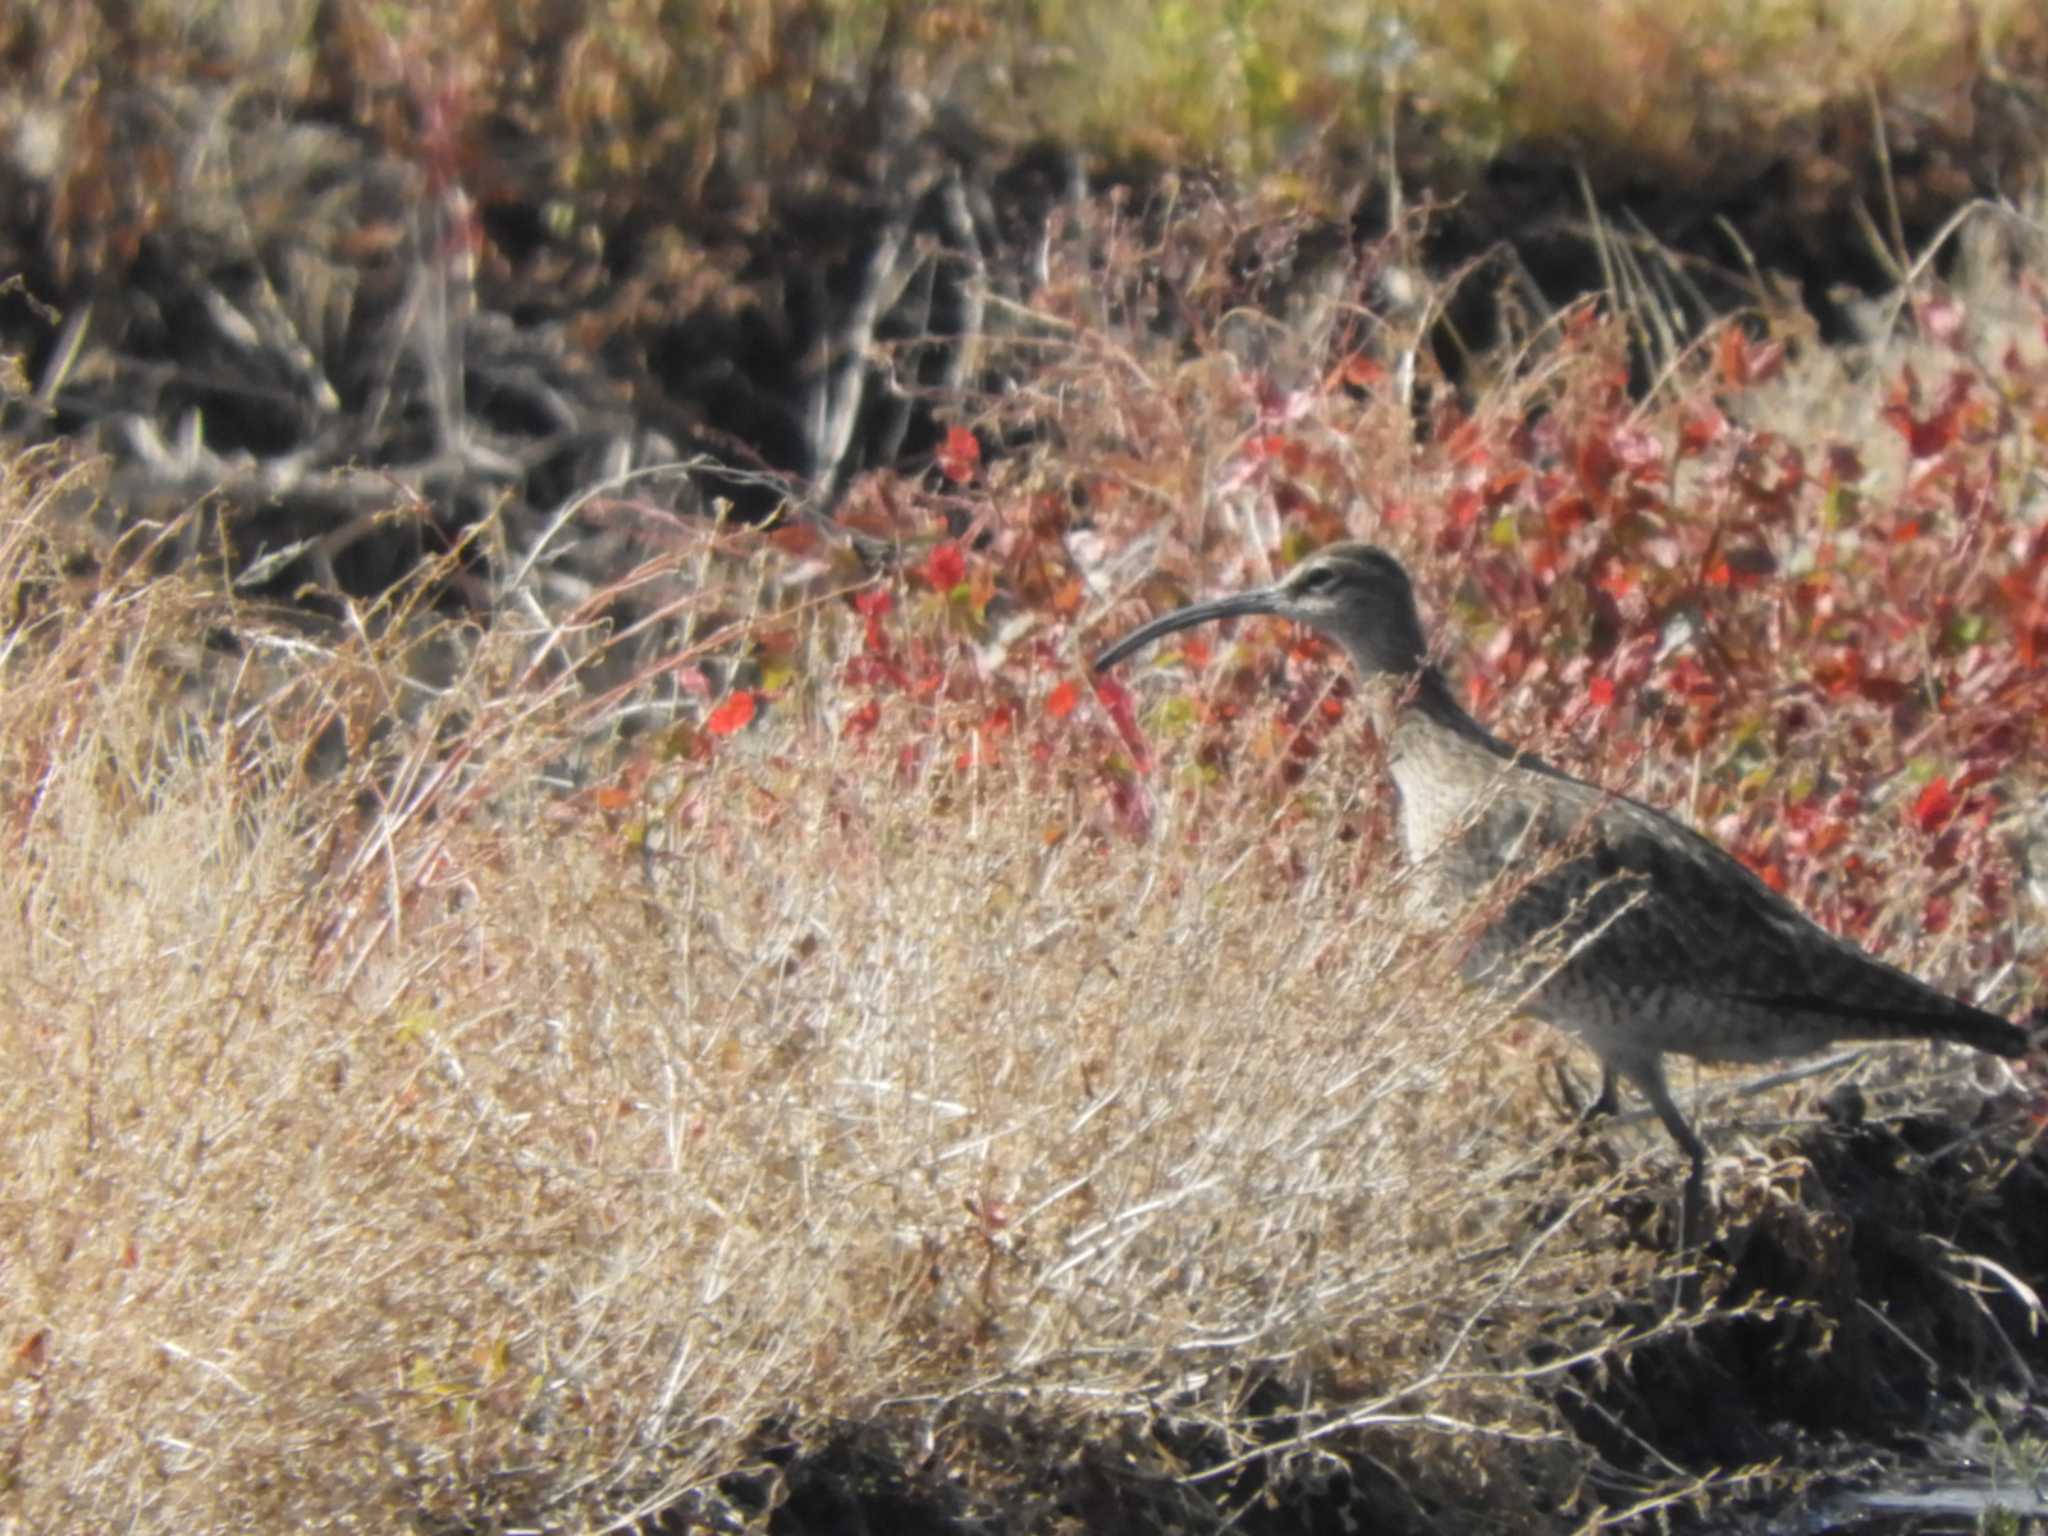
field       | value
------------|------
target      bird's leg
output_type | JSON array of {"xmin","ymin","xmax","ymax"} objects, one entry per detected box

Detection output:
[
  {"xmin": 1679, "ymin": 1158, "xmax": 1704, "ymax": 1270},
  {"xmin": 1633, "ymin": 1061, "xmax": 1711, "ymax": 1305},
  {"xmin": 1551, "ymin": 1061, "xmax": 1620, "ymax": 1127},
  {"xmin": 1586, "ymin": 1063, "xmax": 1620, "ymax": 1123}
]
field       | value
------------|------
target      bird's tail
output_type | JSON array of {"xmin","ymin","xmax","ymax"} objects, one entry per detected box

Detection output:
[
  {"xmin": 1768, "ymin": 989, "xmax": 2033, "ymax": 1058},
  {"xmin": 1931, "ymin": 1005, "xmax": 2032, "ymax": 1059}
]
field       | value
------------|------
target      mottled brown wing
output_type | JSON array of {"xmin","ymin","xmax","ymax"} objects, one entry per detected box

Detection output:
[{"xmin": 1488, "ymin": 788, "xmax": 2026, "ymax": 1057}]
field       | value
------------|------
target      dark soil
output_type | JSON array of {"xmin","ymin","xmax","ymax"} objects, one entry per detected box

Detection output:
[{"xmin": 605, "ymin": 1104, "xmax": 2046, "ymax": 1536}]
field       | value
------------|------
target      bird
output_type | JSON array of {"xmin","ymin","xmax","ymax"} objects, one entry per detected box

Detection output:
[{"xmin": 1093, "ymin": 542, "xmax": 2030, "ymax": 1256}]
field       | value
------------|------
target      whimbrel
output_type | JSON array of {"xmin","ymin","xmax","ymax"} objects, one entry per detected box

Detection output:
[{"xmin": 1094, "ymin": 543, "xmax": 2029, "ymax": 1252}]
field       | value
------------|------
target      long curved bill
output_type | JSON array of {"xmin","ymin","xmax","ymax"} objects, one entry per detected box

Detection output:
[{"xmin": 1092, "ymin": 589, "xmax": 1279, "ymax": 672}]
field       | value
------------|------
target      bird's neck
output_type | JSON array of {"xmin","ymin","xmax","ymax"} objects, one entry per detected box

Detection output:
[
  {"xmin": 1394, "ymin": 665, "xmax": 1518, "ymax": 760},
  {"xmin": 1374, "ymin": 665, "xmax": 1534, "ymax": 870}
]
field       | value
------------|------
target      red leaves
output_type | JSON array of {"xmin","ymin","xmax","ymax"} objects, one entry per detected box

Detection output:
[
  {"xmin": 842, "ymin": 698, "xmax": 881, "ymax": 740},
  {"xmin": 924, "ymin": 542, "xmax": 967, "ymax": 590},
  {"xmin": 571, "ymin": 246, "xmax": 2048, "ymax": 956},
  {"xmin": 1092, "ymin": 674, "xmax": 1149, "ymax": 772},
  {"xmin": 1912, "ymin": 775, "xmax": 1957, "ymax": 834},
  {"xmin": 1883, "ymin": 368, "xmax": 1976, "ymax": 460},
  {"xmin": 1993, "ymin": 537, "xmax": 2048, "ymax": 669},
  {"xmin": 854, "ymin": 585, "xmax": 895, "ymax": 656},
  {"xmin": 936, "ymin": 425, "xmax": 981, "ymax": 484},
  {"xmin": 1921, "ymin": 893, "xmax": 1953, "ymax": 935},
  {"xmin": 705, "ymin": 691, "xmax": 757, "ymax": 737},
  {"xmin": 1677, "ymin": 403, "xmax": 1728, "ymax": 458},
  {"xmin": 1715, "ymin": 323, "xmax": 1786, "ymax": 388},
  {"xmin": 1244, "ymin": 433, "xmax": 1312, "ymax": 474},
  {"xmin": 957, "ymin": 701, "xmax": 1015, "ymax": 770},
  {"xmin": 1219, "ymin": 428, "xmax": 1324, "ymax": 505},
  {"xmin": 1571, "ymin": 417, "xmax": 1667, "ymax": 509},
  {"xmin": 1887, "ymin": 402, "xmax": 1960, "ymax": 461},
  {"xmin": 1332, "ymin": 352, "xmax": 1387, "ymax": 390}
]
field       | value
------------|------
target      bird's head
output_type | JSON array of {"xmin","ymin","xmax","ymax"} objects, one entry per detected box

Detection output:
[{"xmin": 1094, "ymin": 542, "xmax": 1429, "ymax": 679}]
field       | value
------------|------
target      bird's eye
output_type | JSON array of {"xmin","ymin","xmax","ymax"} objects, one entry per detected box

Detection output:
[{"xmin": 1296, "ymin": 567, "xmax": 1337, "ymax": 595}]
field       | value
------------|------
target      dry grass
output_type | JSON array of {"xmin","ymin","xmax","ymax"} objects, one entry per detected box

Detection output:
[{"xmin": 0, "ymin": 444, "xmax": 1727, "ymax": 1530}]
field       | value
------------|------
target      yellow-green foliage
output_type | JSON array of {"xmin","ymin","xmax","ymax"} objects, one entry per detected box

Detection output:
[{"xmin": 7, "ymin": 0, "xmax": 2039, "ymax": 200}]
